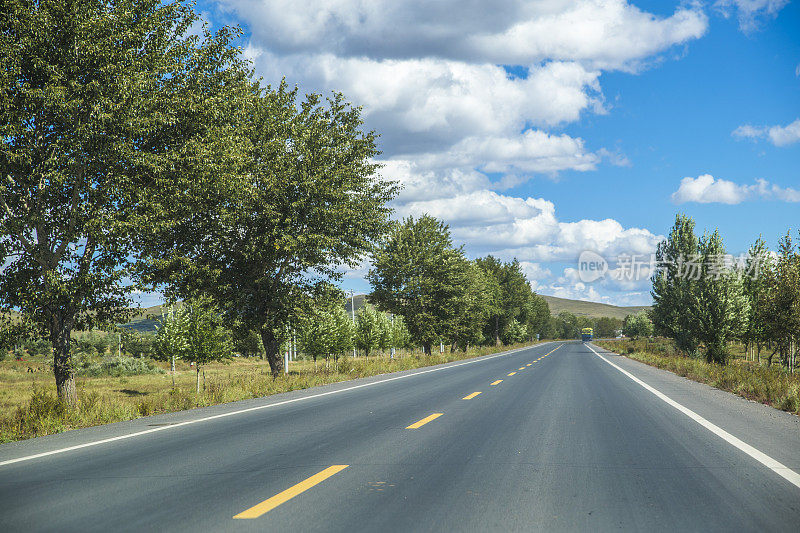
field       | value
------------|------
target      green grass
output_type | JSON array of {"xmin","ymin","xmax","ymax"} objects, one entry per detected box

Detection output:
[
  {"xmin": 0, "ymin": 341, "xmax": 542, "ymax": 443},
  {"xmin": 596, "ymin": 339, "xmax": 800, "ymax": 415}
]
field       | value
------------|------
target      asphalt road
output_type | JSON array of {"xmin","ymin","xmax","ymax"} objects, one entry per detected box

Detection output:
[{"xmin": 1, "ymin": 341, "xmax": 799, "ymax": 532}]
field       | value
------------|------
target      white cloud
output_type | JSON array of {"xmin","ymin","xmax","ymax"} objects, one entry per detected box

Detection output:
[
  {"xmin": 733, "ymin": 118, "xmax": 800, "ymax": 147},
  {"xmin": 715, "ymin": 0, "xmax": 789, "ymax": 32},
  {"xmin": 672, "ymin": 175, "xmax": 800, "ymax": 204},
  {"xmin": 227, "ymin": 0, "xmax": 706, "ymax": 70},
  {"xmin": 225, "ymin": 1, "xmax": 710, "ymax": 306},
  {"xmin": 395, "ymin": 191, "xmax": 661, "ymax": 263}
]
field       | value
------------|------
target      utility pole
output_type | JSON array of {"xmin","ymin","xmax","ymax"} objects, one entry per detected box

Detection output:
[
  {"xmin": 118, "ymin": 332, "xmax": 122, "ymax": 357},
  {"xmin": 390, "ymin": 315, "xmax": 395, "ymax": 360}
]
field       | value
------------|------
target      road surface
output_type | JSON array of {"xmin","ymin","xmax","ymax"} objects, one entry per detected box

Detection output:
[{"xmin": 1, "ymin": 341, "xmax": 799, "ymax": 531}]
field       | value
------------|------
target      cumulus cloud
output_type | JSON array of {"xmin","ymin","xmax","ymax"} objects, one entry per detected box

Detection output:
[
  {"xmin": 226, "ymin": 0, "xmax": 706, "ymax": 70},
  {"xmin": 224, "ymin": 1, "xmax": 709, "ymax": 306},
  {"xmin": 395, "ymin": 191, "xmax": 661, "ymax": 262},
  {"xmin": 672, "ymin": 175, "xmax": 800, "ymax": 204},
  {"xmin": 733, "ymin": 119, "xmax": 800, "ymax": 147},
  {"xmin": 715, "ymin": 0, "xmax": 789, "ymax": 32}
]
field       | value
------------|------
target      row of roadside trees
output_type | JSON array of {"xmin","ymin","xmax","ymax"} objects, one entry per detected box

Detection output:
[
  {"xmin": 651, "ymin": 214, "xmax": 800, "ymax": 370},
  {"xmin": 0, "ymin": 0, "xmax": 555, "ymax": 405}
]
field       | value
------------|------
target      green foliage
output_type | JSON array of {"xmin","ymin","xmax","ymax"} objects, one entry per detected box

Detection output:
[
  {"xmin": 121, "ymin": 330, "xmax": 154, "ymax": 358},
  {"xmin": 184, "ymin": 300, "xmax": 232, "ymax": 369},
  {"xmin": 651, "ymin": 214, "xmax": 700, "ymax": 355},
  {"xmin": 761, "ymin": 232, "xmax": 800, "ymax": 370},
  {"xmin": 622, "ymin": 313, "xmax": 654, "ymax": 340},
  {"xmin": 594, "ymin": 316, "xmax": 623, "ymax": 338},
  {"xmin": 140, "ymin": 83, "xmax": 397, "ymax": 376},
  {"xmin": 153, "ymin": 305, "xmax": 190, "ymax": 364},
  {"xmin": 355, "ymin": 306, "xmax": 381, "ymax": 358},
  {"xmin": 390, "ymin": 315, "xmax": 412, "ymax": 350},
  {"xmin": 0, "ymin": 0, "xmax": 251, "ymax": 403},
  {"xmin": 690, "ymin": 230, "xmax": 749, "ymax": 364},
  {"xmin": 476, "ymin": 256, "xmax": 536, "ymax": 345},
  {"xmin": 502, "ymin": 318, "xmax": 528, "ymax": 345},
  {"xmin": 369, "ymin": 215, "xmax": 468, "ymax": 354}
]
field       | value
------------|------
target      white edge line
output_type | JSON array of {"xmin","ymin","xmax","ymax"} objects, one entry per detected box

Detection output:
[
  {"xmin": 0, "ymin": 342, "xmax": 556, "ymax": 467},
  {"xmin": 588, "ymin": 344, "xmax": 800, "ymax": 490}
]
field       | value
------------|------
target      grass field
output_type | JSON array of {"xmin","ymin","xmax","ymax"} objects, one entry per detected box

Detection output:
[
  {"xmin": 0, "ymin": 341, "xmax": 542, "ymax": 443},
  {"xmin": 596, "ymin": 339, "xmax": 800, "ymax": 415}
]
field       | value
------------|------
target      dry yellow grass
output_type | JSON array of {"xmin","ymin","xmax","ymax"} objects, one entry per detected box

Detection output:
[{"xmin": 1, "ymin": 342, "xmax": 541, "ymax": 443}]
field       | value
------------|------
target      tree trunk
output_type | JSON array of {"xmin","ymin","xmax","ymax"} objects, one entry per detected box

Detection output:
[
  {"xmin": 494, "ymin": 316, "xmax": 501, "ymax": 346},
  {"xmin": 50, "ymin": 312, "xmax": 77, "ymax": 406},
  {"xmin": 422, "ymin": 343, "xmax": 431, "ymax": 355},
  {"xmin": 196, "ymin": 366, "xmax": 200, "ymax": 394},
  {"xmin": 260, "ymin": 328, "xmax": 284, "ymax": 377}
]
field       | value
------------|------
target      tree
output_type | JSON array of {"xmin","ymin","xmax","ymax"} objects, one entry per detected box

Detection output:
[
  {"xmin": 595, "ymin": 316, "xmax": 622, "ymax": 339},
  {"xmin": 502, "ymin": 318, "xmax": 528, "ymax": 345},
  {"xmin": 651, "ymin": 214, "xmax": 700, "ymax": 355},
  {"xmin": 183, "ymin": 299, "xmax": 231, "ymax": 393},
  {"xmin": 742, "ymin": 237, "xmax": 772, "ymax": 362},
  {"xmin": 390, "ymin": 314, "xmax": 411, "ymax": 352},
  {"xmin": 556, "ymin": 312, "xmax": 579, "ymax": 339},
  {"xmin": 690, "ymin": 231, "xmax": 749, "ymax": 364},
  {"xmin": 153, "ymin": 304, "xmax": 189, "ymax": 381},
  {"xmin": 231, "ymin": 323, "xmax": 266, "ymax": 358},
  {"xmin": 763, "ymin": 232, "xmax": 800, "ymax": 371},
  {"xmin": 140, "ymin": 84, "xmax": 396, "ymax": 377},
  {"xmin": 300, "ymin": 307, "xmax": 337, "ymax": 367},
  {"xmin": 330, "ymin": 306, "xmax": 355, "ymax": 361},
  {"xmin": 355, "ymin": 306, "xmax": 380, "ymax": 358},
  {"xmin": 622, "ymin": 313, "xmax": 653, "ymax": 340},
  {"xmin": 0, "ymin": 0, "xmax": 249, "ymax": 404},
  {"xmin": 121, "ymin": 330, "xmax": 154, "ymax": 359},
  {"xmin": 476, "ymin": 257, "xmax": 534, "ymax": 346},
  {"xmin": 525, "ymin": 295, "xmax": 551, "ymax": 340},
  {"xmin": 450, "ymin": 260, "xmax": 494, "ymax": 351},
  {"xmin": 375, "ymin": 310, "xmax": 392, "ymax": 355},
  {"xmin": 369, "ymin": 215, "xmax": 467, "ymax": 354}
]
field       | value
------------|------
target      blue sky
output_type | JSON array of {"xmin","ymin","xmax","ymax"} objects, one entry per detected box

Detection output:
[{"xmin": 180, "ymin": 0, "xmax": 799, "ymax": 308}]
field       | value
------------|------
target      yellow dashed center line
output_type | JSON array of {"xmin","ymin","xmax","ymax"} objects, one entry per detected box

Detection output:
[
  {"xmin": 406, "ymin": 413, "xmax": 444, "ymax": 429},
  {"xmin": 518, "ymin": 367, "xmax": 525, "ymax": 370},
  {"xmin": 526, "ymin": 364, "xmax": 532, "ymax": 366},
  {"xmin": 462, "ymin": 392, "xmax": 482, "ymax": 400},
  {"xmin": 490, "ymin": 379, "xmax": 503, "ymax": 385},
  {"xmin": 507, "ymin": 371, "xmax": 516, "ymax": 376},
  {"xmin": 234, "ymin": 465, "xmax": 349, "ymax": 519}
]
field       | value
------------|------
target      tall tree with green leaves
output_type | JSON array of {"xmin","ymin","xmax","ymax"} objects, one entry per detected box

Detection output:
[
  {"xmin": 449, "ymin": 260, "xmax": 493, "ymax": 351},
  {"xmin": 763, "ymin": 232, "xmax": 800, "ymax": 371},
  {"xmin": 183, "ymin": 299, "xmax": 231, "ymax": 393},
  {"xmin": 651, "ymin": 214, "xmax": 700, "ymax": 356},
  {"xmin": 742, "ymin": 237, "xmax": 772, "ymax": 362},
  {"xmin": 690, "ymin": 230, "xmax": 749, "ymax": 364},
  {"xmin": 140, "ymin": 85, "xmax": 396, "ymax": 377},
  {"xmin": 390, "ymin": 314, "xmax": 411, "ymax": 352},
  {"xmin": 525, "ymin": 294, "xmax": 551, "ymax": 340},
  {"xmin": 476, "ymin": 256, "xmax": 534, "ymax": 346},
  {"xmin": 355, "ymin": 305, "xmax": 380, "ymax": 358},
  {"xmin": 0, "ymin": 0, "xmax": 249, "ymax": 404},
  {"xmin": 368, "ymin": 215, "xmax": 466, "ymax": 354},
  {"xmin": 622, "ymin": 313, "xmax": 653, "ymax": 340},
  {"xmin": 153, "ymin": 304, "xmax": 189, "ymax": 383}
]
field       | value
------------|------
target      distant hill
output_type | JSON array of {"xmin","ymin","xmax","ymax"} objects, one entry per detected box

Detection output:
[{"xmin": 540, "ymin": 294, "xmax": 650, "ymax": 320}]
